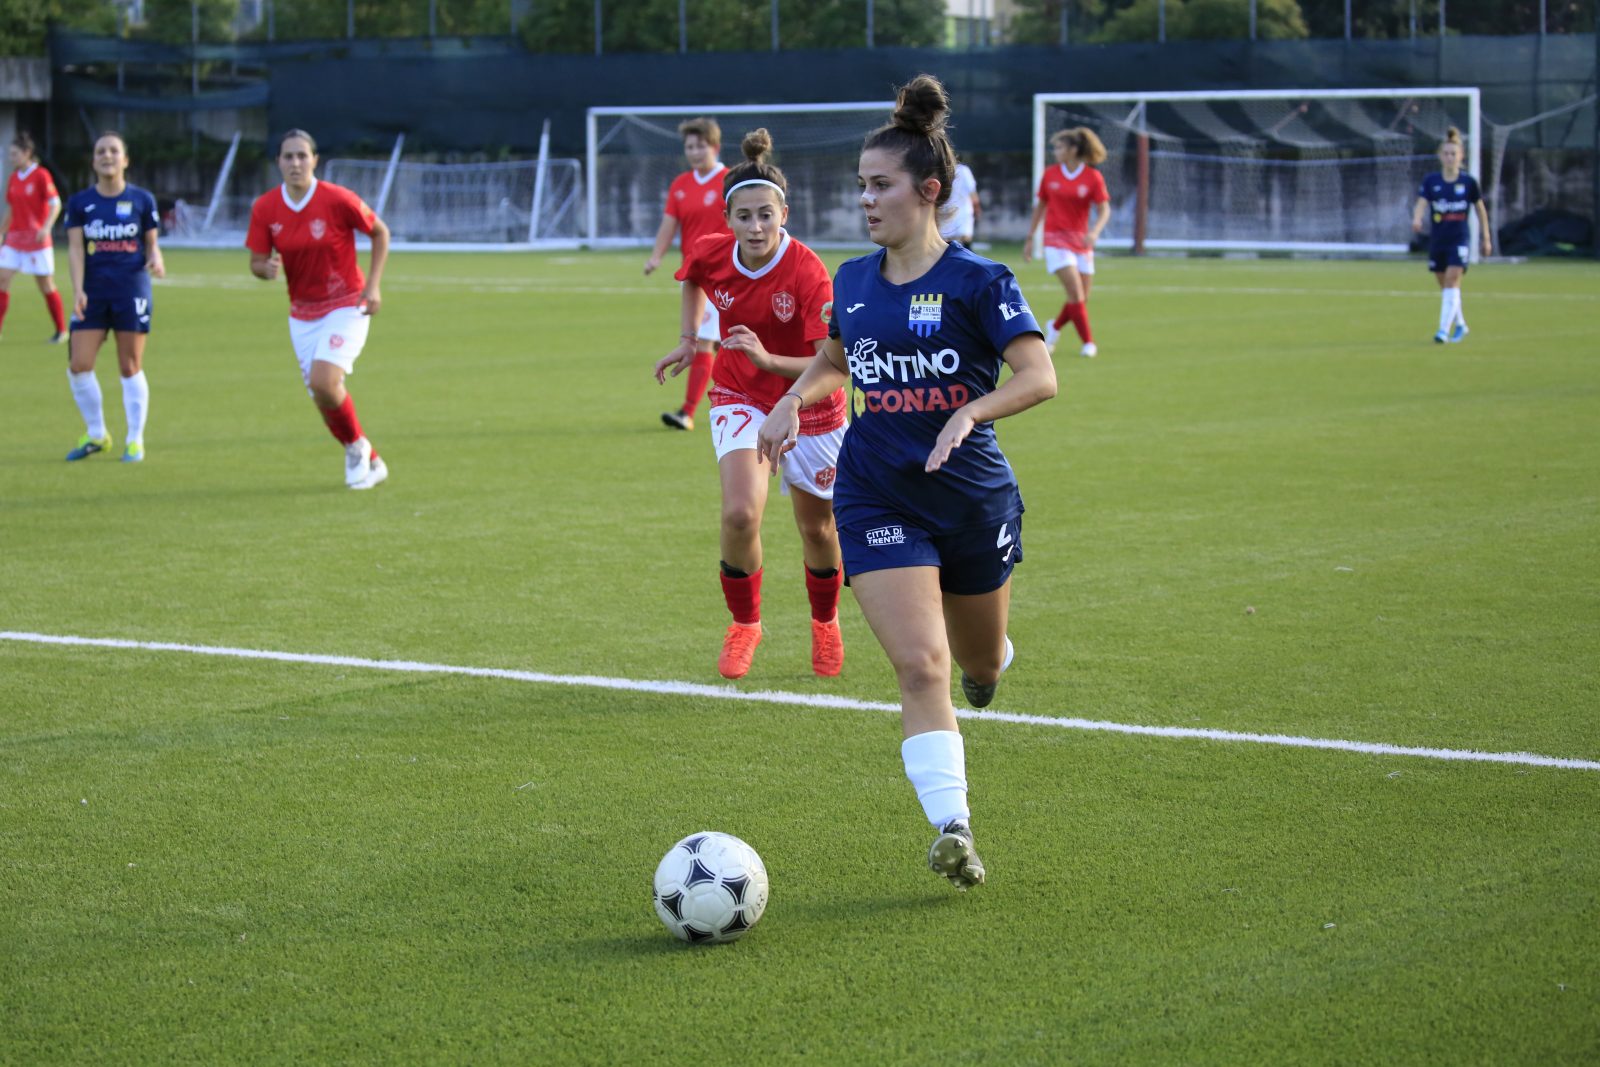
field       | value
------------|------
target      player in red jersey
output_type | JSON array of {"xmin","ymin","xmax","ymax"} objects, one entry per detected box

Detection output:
[
  {"xmin": 0, "ymin": 132, "xmax": 69, "ymax": 344},
  {"xmin": 1023, "ymin": 127, "xmax": 1110, "ymax": 358},
  {"xmin": 246, "ymin": 129, "xmax": 391, "ymax": 490},
  {"xmin": 644, "ymin": 117, "xmax": 730, "ymax": 432},
  {"xmin": 654, "ymin": 129, "xmax": 847, "ymax": 681}
]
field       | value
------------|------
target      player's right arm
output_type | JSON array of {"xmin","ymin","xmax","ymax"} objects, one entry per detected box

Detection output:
[
  {"xmin": 245, "ymin": 200, "xmax": 281, "ymax": 279},
  {"xmin": 654, "ymin": 281, "xmax": 708, "ymax": 382},
  {"xmin": 644, "ymin": 215, "xmax": 679, "ymax": 276},
  {"xmin": 1411, "ymin": 195, "xmax": 1428, "ymax": 234},
  {"xmin": 1022, "ymin": 199, "xmax": 1047, "ymax": 262},
  {"xmin": 755, "ymin": 338, "xmax": 848, "ymax": 465},
  {"xmin": 67, "ymin": 222, "xmax": 87, "ymax": 317}
]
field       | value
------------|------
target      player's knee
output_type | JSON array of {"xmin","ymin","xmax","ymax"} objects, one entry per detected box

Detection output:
[
  {"xmin": 890, "ymin": 644, "xmax": 950, "ymax": 694},
  {"xmin": 720, "ymin": 500, "xmax": 761, "ymax": 537},
  {"xmin": 309, "ymin": 382, "xmax": 344, "ymax": 409},
  {"xmin": 797, "ymin": 514, "xmax": 835, "ymax": 549}
]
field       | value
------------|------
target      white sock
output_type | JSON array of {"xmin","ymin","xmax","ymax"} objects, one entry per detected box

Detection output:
[
  {"xmin": 121, "ymin": 371, "xmax": 149, "ymax": 445},
  {"xmin": 1453, "ymin": 290, "xmax": 1466, "ymax": 329},
  {"xmin": 1438, "ymin": 289, "xmax": 1455, "ymax": 333},
  {"xmin": 901, "ymin": 729, "xmax": 970, "ymax": 829},
  {"xmin": 69, "ymin": 369, "xmax": 107, "ymax": 439}
]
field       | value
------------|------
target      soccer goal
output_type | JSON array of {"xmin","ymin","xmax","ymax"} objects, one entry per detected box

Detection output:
[
  {"xmin": 586, "ymin": 102, "xmax": 893, "ymax": 247},
  {"xmin": 1033, "ymin": 88, "xmax": 1482, "ymax": 256}
]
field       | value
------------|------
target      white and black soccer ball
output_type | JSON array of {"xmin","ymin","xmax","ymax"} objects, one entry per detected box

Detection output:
[{"xmin": 652, "ymin": 831, "xmax": 769, "ymax": 944}]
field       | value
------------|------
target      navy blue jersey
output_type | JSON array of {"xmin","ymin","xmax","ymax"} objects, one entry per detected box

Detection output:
[
  {"xmin": 65, "ymin": 184, "xmax": 159, "ymax": 300},
  {"xmin": 828, "ymin": 242, "xmax": 1043, "ymax": 532},
  {"xmin": 1418, "ymin": 171, "xmax": 1480, "ymax": 250}
]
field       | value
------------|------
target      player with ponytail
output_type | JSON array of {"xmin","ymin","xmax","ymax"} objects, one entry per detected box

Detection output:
[
  {"xmin": 655, "ymin": 129, "xmax": 848, "ymax": 682},
  {"xmin": 1412, "ymin": 126, "xmax": 1491, "ymax": 343},
  {"xmin": 1024, "ymin": 126, "xmax": 1110, "ymax": 358},
  {"xmin": 758, "ymin": 75, "xmax": 1058, "ymax": 891}
]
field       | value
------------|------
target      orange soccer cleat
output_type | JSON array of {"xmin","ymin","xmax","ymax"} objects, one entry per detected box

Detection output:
[
  {"xmin": 810, "ymin": 616, "xmax": 843, "ymax": 677},
  {"xmin": 718, "ymin": 622, "xmax": 762, "ymax": 680}
]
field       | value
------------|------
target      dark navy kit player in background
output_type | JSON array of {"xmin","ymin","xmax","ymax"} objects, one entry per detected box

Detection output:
[
  {"xmin": 758, "ymin": 75, "xmax": 1056, "ymax": 893},
  {"xmin": 63, "ymin": 131, "xmax": 163, "ymax": 462},
  {"xmin": 1411, "ymin": 125, "xmax": 1491, "ymax": 344}
]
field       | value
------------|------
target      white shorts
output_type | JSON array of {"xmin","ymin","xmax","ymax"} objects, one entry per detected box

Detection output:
[
  {"xmin": 709, "ymin": 402, "xmax": 843, "ymax": 501},
  {"xmin": 697, "ymin": 303, "xmax": 720, "ymax": 344},
  {"xmin": 1044, "ymin": 247, "xmax": 1095, "ymax": 276},
  {"xmin": 0, "ymin": 244, "xmax": 54, "ymax": 276},
  {"xmin": 289, "ymin": 305, "xmax": 371, "ymax": 389}
]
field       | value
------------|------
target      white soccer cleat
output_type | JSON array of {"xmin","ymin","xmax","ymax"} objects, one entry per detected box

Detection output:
[
  {"xmin": 344, "ymin": 437, "xmax": 373, "ymax": 487},
  {"xmin": 351, "ymin": 455, "xmax": 388, "ymax": 490},
  {"xmin": 1043, "ymin": 323, "xmax": 1061, "ymax": 354},
  {"xmin": 1080, "ymin": 342, "xmax": 1098, "ymax": 358}
]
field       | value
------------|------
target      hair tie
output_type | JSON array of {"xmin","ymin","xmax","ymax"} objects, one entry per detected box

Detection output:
[{"xmin": 724, "ymin": 178, "xmax": 786, "ymax": 203}]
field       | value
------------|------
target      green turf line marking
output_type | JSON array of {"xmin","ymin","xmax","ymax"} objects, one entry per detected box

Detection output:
[{"xmin": 4, "ymin": 630, "xmax": 1597, "ymax": 772}]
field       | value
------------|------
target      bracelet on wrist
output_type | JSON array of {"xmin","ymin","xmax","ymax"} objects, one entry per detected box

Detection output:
[
  {"xmin": 679, "ymin": 332, "xmax": 695, "ymax": 342},
  {"xmin": 781, "ymin": 391, "xmax": 805, "ymax": 408}
]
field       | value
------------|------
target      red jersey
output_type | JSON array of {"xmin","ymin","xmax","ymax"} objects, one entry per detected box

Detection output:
[
  {"xmin": 677, "ymin": 231, "xmax": 845, "ymax": 434},
  {"xmin": 1036, "ymin": 164, "xmax": 1109, "ymax": 252},
  {"xmin": 5, "ymin": 164, "xmax": 59, "ymax": 252},
  {"xmin": 664, "ymin": 165, "xmax": 730, "ymax": 261},
  {"xmin": 246, "ymin": 180, "xmax": 376, "ymax": 321}
]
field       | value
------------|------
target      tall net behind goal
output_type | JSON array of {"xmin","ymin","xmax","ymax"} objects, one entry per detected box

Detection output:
[
  {"xmin": 1034, "ymin": 89, "xmax": 1481, "ymax": 255},
  {"xmin": 587, "ymin": 103, "xmax": 892, "ymax": 246},
  {"xmin": 321, "ymin": 157, "xmax": 584, "ymax": 248}
]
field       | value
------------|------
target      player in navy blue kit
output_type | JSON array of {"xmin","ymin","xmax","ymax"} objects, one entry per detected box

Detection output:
[
  {"xmin": 1411, "ymin": 126, "xmax": 1491, "ymax": 344},
  {"xmin": 757, "ymin": 75, "xmax": 1056, "ymax": 891},
  {"xmin": 62, "ymin": 132, "xmax": 164, "ymax": 462}
]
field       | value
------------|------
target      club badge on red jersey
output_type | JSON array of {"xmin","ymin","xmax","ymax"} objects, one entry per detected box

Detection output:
[{"xmin": 772, "ymin": 291, "xmax": 795, "ymax": 323}]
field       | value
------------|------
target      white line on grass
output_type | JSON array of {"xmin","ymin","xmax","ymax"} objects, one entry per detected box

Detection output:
[{"xmin": 5, "ymin": 630, "xmax": 1596, "ymax": 773}]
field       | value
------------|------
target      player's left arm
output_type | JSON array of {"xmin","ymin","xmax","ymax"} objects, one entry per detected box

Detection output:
[
  {"xmin": 719, "ymin": 327, "xmax": 820, "ymax": 379},
  {"xmin": 1474, "ymin": 197, "xmax": 1492, "ymax": 257},
  {"xmin": 925, "ymin": 333, "xmax": 1057, "ymax": 474},
  {"xmin": 40, "ymin": 196, "xmax": 61, "ymax": 245},
  {"xmin": 755, "ymin": 338, "xmax": 848, "ymax": 466},
  {"xmin": 362, "ymin": 215, "xmax": 390, "ymax": 315},
  {"xmin": 143, "ymin": 196, "xmax": 164, "ymax": 278}
]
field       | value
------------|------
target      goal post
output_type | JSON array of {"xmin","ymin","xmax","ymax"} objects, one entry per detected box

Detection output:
[
  {"xmin": 1033, "ymin": 88, "xmax": 1482, "ymax": 257},
  {"xmin": 586, "ymin": 101, "xmax": 892, "ymax": 247}
]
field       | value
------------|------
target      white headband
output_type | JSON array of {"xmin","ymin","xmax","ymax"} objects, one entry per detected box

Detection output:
[{"xmin": 724, "ymin": 178, "xmax": 786, "ymax": 203}]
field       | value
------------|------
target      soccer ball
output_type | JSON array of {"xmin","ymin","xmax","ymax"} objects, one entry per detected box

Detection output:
[{"xmin": 652, "ymin": 831, "xmax": 769, "ymax": 944}]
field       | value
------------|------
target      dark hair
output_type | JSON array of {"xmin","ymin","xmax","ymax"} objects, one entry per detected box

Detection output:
[
  {"xmin": 678, "ymin": 117, "xmax": 722, "ymax": 149},
  {"xmin": 11, "ymin": 131, "xmax": 37, "ymax": 159},
  {"xmin": 862, "ymin": 74, "xmax": 956, "ymax": 208},
  {"xmin": 278, "ymin": 128, "xmax": 318, "ymax": 155},
  {"xmin": 722, "ymin": 128, "xmax": 787, "ymax": 203},
  {"xmin": 94, "ymin": 130, "xmax": 128, "ymax": 154},
  {"xmin": 1051, "ymin": 126, "xmax": 1107, "ymax": 166}
]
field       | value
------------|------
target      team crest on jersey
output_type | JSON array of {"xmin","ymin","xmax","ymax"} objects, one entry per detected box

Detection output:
[
  {"xmin": 1454, "ymin": 184, "xmax": 1465, "ymax": 195},
  {"xmin": 908, "ymin": 293, "xmax": 943, "ymax": 338},
  {"xmin": 704, "ymin": 190, "xmax": 718, "ymax": 206},
  {"xmin": 713, "ymin": 288, "xmax": 735, "ymax": 311},
  {"xmin": 310, "ymin": 218, "xmax": 327, "ymax": 239},
  {"xmin": 116, "ymin": 200, "xmax": 133, "ymax": 217},
  {"xmin": 814, "ymin": 466, "xmax": 836, "ymax": 491},
  {"xmin": 1077, "ymin": 186, "xmax": 1089, "ymax": 198},
  {"xmin": 674, "ymin": 189, "xmax": 685, "ymax": 199},
  {"xmin": 270, "ymin": 222, "xmax": 283, "ymax": 235},
  {"xmin": 772, "ymin": 291, "xmax": 795, "ymax": 323}
]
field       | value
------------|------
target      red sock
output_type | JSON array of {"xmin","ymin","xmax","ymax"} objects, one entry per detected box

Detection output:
[
  {"xmin": 804, "ymin": 566, "xmax": 842, "ymax": 622},
  {"xmin": 0, "ymin": 291, "xmax": 9, "ymax": 330},
  {"xmin": 720, "ymin": 566, "xmax": 763, "ymax": 626},
  {"xmin": 1064, "ymin": 302, "xmax": 1093, "ymax": 343},
  {"xmin": 44, "ymin": 290, "xmax": 65, "ymax": 333},
  {"xmin": 1052, "ymin": 302, "xmax": 1072, "ymax": 331},
  {"xmin": 319, "ymin": 394, "xmax": 365, "ymax": 446},
  {"xmin": 682, "ymin": 351, "xmax": 715, "ymax": 418}
]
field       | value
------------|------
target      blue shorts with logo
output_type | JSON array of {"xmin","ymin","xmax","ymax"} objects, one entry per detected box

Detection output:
[
  {"xmin": 72, "ymin": 294, "xmax": 152, "ymax": 334},
  {"xmin": 839, "ymin": 510, "xmax": 1022, "ymax": 596},
  {"xmin": 1426, "ymin": 241, "xmax": 1470, "ymax": 273}
]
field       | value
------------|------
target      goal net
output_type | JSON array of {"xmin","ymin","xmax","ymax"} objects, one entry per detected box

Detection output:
[
  {"xmin": 1033, "ymin": 89, "xmax": 1481, "ymax": 255},
  {"xmin": 587, "ymin": 102, "xmax": 893, "ymax": 246},
  {"xmin": 320, "ymin": 156, "xmax": 585, "ymax": 249}
]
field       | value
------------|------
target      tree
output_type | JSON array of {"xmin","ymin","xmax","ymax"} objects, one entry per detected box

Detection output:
[
  {"xmin": 1007, "ymin": 0, "xmax": 1111, "ymax": 46},
  {"xmin": 520, "ymin": 0, "xmax": 943, "ymax": 54},
  {"xmin": 0, "ymin": 0, "xmax": 118, "ymax": 57},
  {"xmin": 135, "ymin": 0, "xmax": 238, "ymax": 43},
  {"xmin": 1097, "ymin": 0, "xmax": 1307, "ymax": 41}
]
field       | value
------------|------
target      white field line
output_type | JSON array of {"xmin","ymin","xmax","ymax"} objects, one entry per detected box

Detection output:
[
  {"xmin": 4, "ymin": 630, "xmax": 1597, "ymax": 773},
  {"xmin": 151, "ymin": 274, "xmax": 1598, "ymax": 303}
]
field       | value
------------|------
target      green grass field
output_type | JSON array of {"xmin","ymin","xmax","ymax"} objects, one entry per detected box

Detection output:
[{"xmin": 2, "ymin": 246, "xmax": 1597, "ymax": 1064}]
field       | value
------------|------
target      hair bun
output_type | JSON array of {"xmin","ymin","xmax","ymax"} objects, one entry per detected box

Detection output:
[
  {"xmin": 892, "ymin": 74, "xmax": 950, "ymax": 136},
  {"xmin": 741, "ymin": 128, "xmax": 773, "ymax": 164}
]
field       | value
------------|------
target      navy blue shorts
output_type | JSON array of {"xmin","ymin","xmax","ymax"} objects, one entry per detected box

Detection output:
[
  {"xmin": 1427, "ymin": 242, "xmax": 1470, "ymax": 273},
  {"xmin": 839, "ymin": 511, "xmax": 1022, "ymax": 596},
  {"xmin": 72, "ymin": 294, "xmax": 152, "ymax": 334}
]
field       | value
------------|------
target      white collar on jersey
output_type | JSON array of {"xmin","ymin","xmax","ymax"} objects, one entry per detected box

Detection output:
[
  {"xmin": 280, "ymin": 177, "xmax": 319, "ymax": 213},
  {"xmin": 692, "ymin": 163, "xmax": 726, "ymax": 185},
  {"xmin": 1060, "ymin": 163, "xmax": 1086, "ymax": 180},
  {"xmin": 731, "ymin": 229, "xmax": 792, "ymax": 280},
  {"xmin": 15, "ymin": 163, "xmax": 38, "ymax": 181}
]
